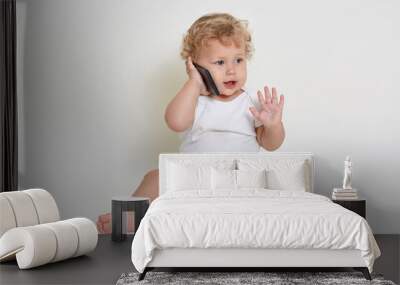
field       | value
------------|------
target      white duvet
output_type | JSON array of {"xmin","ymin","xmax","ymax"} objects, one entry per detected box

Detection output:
[{"xmin": 131, "ymin": 189, "xmax": 380, "ymax": 273}]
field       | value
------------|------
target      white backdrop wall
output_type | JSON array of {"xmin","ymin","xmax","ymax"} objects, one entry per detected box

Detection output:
[{"xmin": 16, "ymin": 0, "xmax": 399, "ymax": 233}]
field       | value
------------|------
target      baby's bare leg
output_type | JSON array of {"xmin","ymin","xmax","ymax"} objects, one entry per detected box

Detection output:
[
  {"xmin": 131, "ymin": 169, "xmax": 159, "ymax": 202},
  {"xmin": 96, "ymin": 169, "xmax": 159, "ymax": 234}
]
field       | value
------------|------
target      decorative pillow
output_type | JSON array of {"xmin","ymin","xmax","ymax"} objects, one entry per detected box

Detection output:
[
  {"xmin": 211, "ymin": 168, "xmax": 237, "ymax": 190},
  {"xmin": 236, "ymin": 169, "xmax": 268, "ymax": 189},
  {"xmin": 166, "ymin": 159, "xmax": 236, "ymax": 170},
  {"xmin": 166, "ymin": 162, "xmax": 212, "ymax": 191},
  {"xmin": 237, "ymin": 159, "xmax": 310, "ymax": 191},
  {"xmin": 266, "ymin": 167, "xmax": 306, "ymax": 191},
  {"xmin": 211, "ymin": 169, "xmax": 268, "ymax": 190}
]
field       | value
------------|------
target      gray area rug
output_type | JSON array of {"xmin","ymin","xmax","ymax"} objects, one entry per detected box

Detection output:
[{"xmin": 116, "ymin": 271, "xmax": 396, "ymax": 285}]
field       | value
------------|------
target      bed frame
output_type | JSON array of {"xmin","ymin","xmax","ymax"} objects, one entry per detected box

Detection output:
[{"xmin": 138, "ymin": 152, "xmax": 371, "ymax": 280}]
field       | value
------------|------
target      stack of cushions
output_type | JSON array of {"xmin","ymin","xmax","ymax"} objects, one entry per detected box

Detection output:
[
  {"xmin": 0, "ymin": 189, "xmax": 97, "ymax": 269},
  {"xmin": 165, "ymin": 158, "xmax": 311, "ymax": 192}
]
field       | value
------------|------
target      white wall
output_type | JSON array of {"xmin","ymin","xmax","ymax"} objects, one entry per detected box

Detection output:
[{"xmin": 17, "ymin": 0, "xmax": 400, "ymax": 233}]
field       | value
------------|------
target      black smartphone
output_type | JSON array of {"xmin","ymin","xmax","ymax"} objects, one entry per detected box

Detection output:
[{"xmin": 193, "ymin": 63, "xmax": 220, "ymax": 96}]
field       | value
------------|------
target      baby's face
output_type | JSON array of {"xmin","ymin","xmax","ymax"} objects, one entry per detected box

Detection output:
[{"xmin": 196, "ymin": 38, "xmax": 247, "ymax": 97}]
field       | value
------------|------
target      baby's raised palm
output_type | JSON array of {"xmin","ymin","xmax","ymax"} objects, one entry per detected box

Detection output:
[{"xmin": 249, "ymin": 86, "xmax": 284, "ymax": 128}]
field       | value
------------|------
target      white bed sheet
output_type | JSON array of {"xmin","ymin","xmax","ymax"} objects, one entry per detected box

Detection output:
[{"xmin": 131, "ymin": 189, "xmax": 380, "ymax": 273}]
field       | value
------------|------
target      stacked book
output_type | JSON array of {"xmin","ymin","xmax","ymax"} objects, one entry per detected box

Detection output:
[{"xmin": 332, "ymin": 188, "xmax": 358, "ymax": 200}]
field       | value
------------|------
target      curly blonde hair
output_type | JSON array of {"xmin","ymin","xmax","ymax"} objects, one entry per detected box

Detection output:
[{"xmin": 180, "ymin": 13, "xmax": 253, "ymax": 61}]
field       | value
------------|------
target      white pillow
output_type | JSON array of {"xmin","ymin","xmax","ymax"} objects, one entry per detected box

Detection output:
[
  {"xmin": 166, "ymin": 159, "xmax": 236, "ymax": 170},
  {"xmin": 211, "ymin": 169, "xmax": 268, "ymax": 190},
  {"xmin": 236, "ymin": 169, "xmax": 268, "ymax": 189},
  {"xmin": 266, "ymin": 167, "xmax": 306, "ymax": 191},
  {"xmin": 166, "ymin": 163, "xmax": 212, "ymax": 191},
  {"xmin": 237, "ymin": 159, "xmax": 309, "ymax": 191},
  {"xmin": 211, "ymin": 168, "xmax": 237, "ymax": 190}
]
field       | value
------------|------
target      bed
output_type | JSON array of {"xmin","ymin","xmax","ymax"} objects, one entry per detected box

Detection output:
[{"xmin": 131, "ymin": 152, "xmax": 381, "ymax": 281}]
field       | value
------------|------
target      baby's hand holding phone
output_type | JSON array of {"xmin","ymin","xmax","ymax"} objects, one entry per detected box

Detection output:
[{"xmin": 186, "ymin": 57, "xmax": 210, "ymax": 96}]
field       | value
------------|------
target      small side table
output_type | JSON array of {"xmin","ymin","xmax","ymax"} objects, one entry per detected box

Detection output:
[
  {"xmin": 112, "ymin": 197, "xmax": 150, "ymax": 242},
  {"xmin": 332, "ymin": 199, "xmax": 366, "ymax": 219}
]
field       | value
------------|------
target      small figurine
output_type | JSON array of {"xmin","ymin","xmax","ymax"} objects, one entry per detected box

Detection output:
[{"xmin": 342, "ymin": 155, "xmax": 352, "ymax": 190}]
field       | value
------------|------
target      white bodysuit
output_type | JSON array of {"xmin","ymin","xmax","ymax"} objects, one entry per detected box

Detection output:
[{"xmin": 179, "ymin": 88, "xmax": 263, "ymax": 153}]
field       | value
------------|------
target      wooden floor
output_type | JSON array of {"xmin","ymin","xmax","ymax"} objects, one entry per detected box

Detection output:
[{"xmin": 0, "ymin": 235, "xmax": 398, "ymax": 285}]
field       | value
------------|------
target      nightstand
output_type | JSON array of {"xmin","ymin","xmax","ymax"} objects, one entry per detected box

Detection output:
[
  {"xmin": 332, "ymin": 199, "xmax": 366, "ymax": 218},
  {"xmin": 111, "ymin": 197, "xmax": 150, "ymax": 242}
]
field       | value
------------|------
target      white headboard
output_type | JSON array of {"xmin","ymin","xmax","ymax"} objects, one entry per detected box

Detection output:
[{"xmin": 159, "ymin": 152, "xmax": 314, "ymax": 195}]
